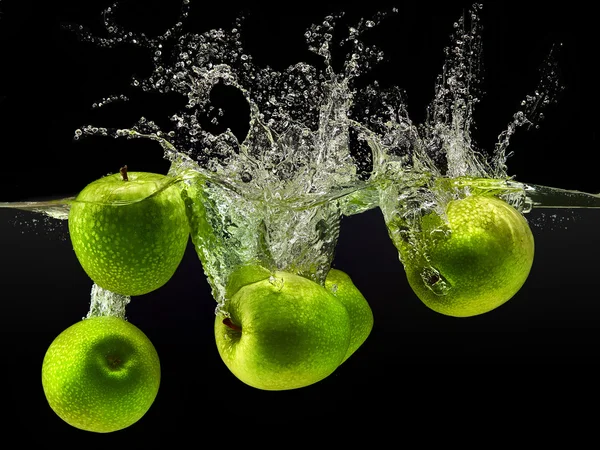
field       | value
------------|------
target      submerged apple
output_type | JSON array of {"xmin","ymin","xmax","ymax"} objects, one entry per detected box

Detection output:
[
  {"xmin": 68, "ymin": 166, "xmax": 189, "ymax": 296},
  {"xmin": 41, "ymin": 316, "xmax": 161, "ymax": 433},
  {"xmin": 215, "ymin": 269, "xmax": 351, "ymax": 391},
  {"xmin": 400, "ymin": 194, "xmax": 535, "ymax": 317},
  {"xmin": 325, "ymin": 268, "xmax": 374, "ymax": 363}
]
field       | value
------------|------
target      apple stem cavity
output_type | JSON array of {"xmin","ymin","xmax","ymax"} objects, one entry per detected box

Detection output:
[
  {"xmin": 107, "ymin": 354, "xmax": 123, "ymax": 370},
  {"xmin": 223, "ymin": 317, "xmax": 242, "ymax": 332},
  {"xmin": 120, "ymin": 165, "xmax": 129, "ymax": 181}
]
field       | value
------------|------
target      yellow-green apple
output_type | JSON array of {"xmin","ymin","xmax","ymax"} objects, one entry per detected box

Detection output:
[
  {"xmin": 41, "ymin": 315, "xmax": 161, "ymax": 433},
  {"xmin": 215, "ymin": 270, "xmax": 351, "ymax": 390},
  {"xmin": 395, "ymin": 194, "xmax": 534, "ymax": 317},
  {"xmin": 325, "ymin": 268, "xmax": 373, "ymax": 362},
  {"xmin": 68, "ymin": 166, "xmax": 189, "ymax": 296}
]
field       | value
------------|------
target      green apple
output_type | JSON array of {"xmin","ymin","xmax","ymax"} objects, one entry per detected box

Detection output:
[
  {"xmin": 325, "ymin": 268, "xmax": 373, "ymax": 362},
  {"xmin": 41, "ymin": 315, "xmax": 161, "ymax": 433},
  {"xmin": 68, "ymin": 167, "xmax": 189, "ymax": 296},
  {"xmin": 215, "ymin": 270, "xmax": 351, "ymax": 391},
  {"xmin": 398, "ymin": 194, "xmax": 534, "ymax": 317}
]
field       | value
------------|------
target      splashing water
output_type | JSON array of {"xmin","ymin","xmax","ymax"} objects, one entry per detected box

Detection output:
[
  {"xmin": 59, "ymin": 2, "xmax": 398, "ymax": 311},
  {"xmin": 2, "ymin": 2, "xmax": 599, "ymax": 313},
  {"xmin": 86, "ymin": 284, "xmax": 131, "ymax": 320},
  {"xmin": 352, "ymin": 4, "xmax": 587, "ymax": 296}
]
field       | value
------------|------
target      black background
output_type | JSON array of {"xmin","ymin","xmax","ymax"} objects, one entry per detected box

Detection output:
[{"xmin": 1, "ymin": 0, "xmax": 599, "ymax": 442}]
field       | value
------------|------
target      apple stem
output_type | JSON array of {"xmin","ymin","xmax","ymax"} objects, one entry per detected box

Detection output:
[
  {"xmin": 223, "ymin": 317, "xmax": 242, "ymax": 332},
  {"xmin": 120, "ymin": 165, "xmax": 129, "ymax": 181}
]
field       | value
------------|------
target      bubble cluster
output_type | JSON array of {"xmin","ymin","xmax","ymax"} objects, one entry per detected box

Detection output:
[
  {"xmin": 9, "ymin": 211, "xmax": 69, "ymax": 241},
  {"xmin": 529, "ymin": 210, "xmax": 577, "ymax": 231}
]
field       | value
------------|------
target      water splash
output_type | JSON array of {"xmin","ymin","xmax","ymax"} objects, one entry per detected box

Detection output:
[
  {"xmin": 59, "ymin": 2, "xmax": 401, "ymax": 311},
  {"xmin": 493, "ymin": 42, "xmax": 565, "ymax": 177},
  {"xmin": 2, "ymin": 2, "xmax": 598, "ymax": 310},
  {"xmin": 86, "ymin": 283, "xmax": 131, "ymax": 320},
  {"xmin": 363, "ymin": 3, "xmax": 571, "ymax": 297},
  {"xmin": 0, "ymin": 197, "xmax": 75, "ymax": 220}
]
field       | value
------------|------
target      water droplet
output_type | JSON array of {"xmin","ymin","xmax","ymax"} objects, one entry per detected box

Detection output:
[{"xmin": 268, "ymin": 275, "xmax": 285, "ymax": 291}]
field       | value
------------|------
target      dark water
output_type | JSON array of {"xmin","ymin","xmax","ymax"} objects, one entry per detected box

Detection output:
[{"xmin": 0, "ymin": 0, "xmax": 598, "ymax": 441}]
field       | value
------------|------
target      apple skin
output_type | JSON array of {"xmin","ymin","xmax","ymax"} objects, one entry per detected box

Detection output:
[
  {"xmin": 68, "ymin": 171, "xmax": 189, "ymax": 296},
  {"xmin": 325, "ymin": 268, "xmax": 373, "ymax": 362},
  {"xmin": 225, "ymin": 264, "xmax": 273, "ymax": 299},
  {"xmin": 215, "ymin": 270, "xmax": 351, "ymax": 391},
  {"xmin": 41, "ymin": 316, "xmax": 161, "ymax": 433},
  {"xmin": 400, "ymin": 195, "xmax": 535, "ymax": 317}
]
